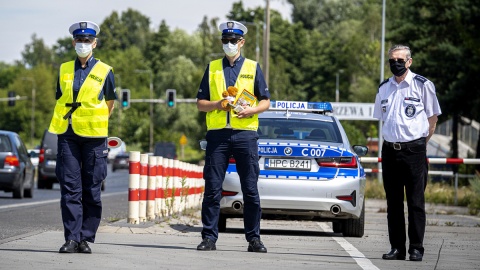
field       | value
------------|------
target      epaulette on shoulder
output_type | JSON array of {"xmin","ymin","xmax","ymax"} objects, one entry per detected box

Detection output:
[
  {"xmin": 378, "ymin": 79, "xmax": 389, "ymax": 88},
  {"xmin": 414, "ymin": 75, "xmax": 428, "ymax": 84}
]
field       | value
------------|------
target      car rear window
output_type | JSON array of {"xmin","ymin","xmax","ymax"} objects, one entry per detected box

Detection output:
[
  {"xmin": 0, "ymin": 135, "xmax": 13, "ymax": 152},
  {"xmin": 258, "ymin": 118, "xmax": 342, "ymax": 143}
]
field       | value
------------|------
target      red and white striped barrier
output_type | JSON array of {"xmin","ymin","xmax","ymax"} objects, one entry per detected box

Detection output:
[
  {"xmin": 127, "ymin": 151, "xmax": 205, "ymax": 224},
  {"xmin": 360, "ymin": 157, "xmax": 480, "ymax": 164},
  {"xmin": 128, "ymin": 151, "xmax": 141, "ymax": 224}
]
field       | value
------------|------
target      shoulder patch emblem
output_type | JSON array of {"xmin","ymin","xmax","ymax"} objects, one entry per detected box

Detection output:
[
  {"xmin": 414, "ymin": 75, "xmax": 428, "ymax": 84},
  {"xmin": 378, "ymin": 79, "xmax": 389, "ymax": 89}
]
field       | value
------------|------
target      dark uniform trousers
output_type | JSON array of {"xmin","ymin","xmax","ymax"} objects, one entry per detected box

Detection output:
[
  {"xmin": 382, "ymin": 137, "xmax": 427, "ymax": 255},
  {"xmin": 56, "ymin": 125, "xmax": 108, "ymax": 243},
  {"xmin": 201, "ymin": 129, "xmax": 261, "ymax": 242}
]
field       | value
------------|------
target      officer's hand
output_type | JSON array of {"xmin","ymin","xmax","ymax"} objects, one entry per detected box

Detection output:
[{"xmin": 237, "ymin": 106, "xmax": 255, "ymax": 118}]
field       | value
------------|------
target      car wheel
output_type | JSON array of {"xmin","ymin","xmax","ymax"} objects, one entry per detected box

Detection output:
[
  {"xmin": 13, "ymin": 173, "xmax": 25, "ymax": 199},
  {"xmin": 341, "ymin": 200, "xmax": 365, "ymax": 237},
  {"xmin": 332, "ymin": 221, "xmax": 343, "ymax": 233},
  {"xmin": 24, "ymin": 174, "xmax": 34, "ymax": 198},
  {"xmin": 218, "ymin": 214, "xmax": 227, "ymax": 232}
]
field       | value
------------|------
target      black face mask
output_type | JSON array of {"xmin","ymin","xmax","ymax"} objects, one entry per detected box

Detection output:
[{"xmin": 389, "ymin": 60, "xmax": 407, "ymax": 77}]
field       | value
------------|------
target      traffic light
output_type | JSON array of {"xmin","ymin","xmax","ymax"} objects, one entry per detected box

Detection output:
[
  {"xmin": 8, "ymin": 91, "xmax": 15, "ymax": 106},
  {"xmin": 121, "ymin": 89, "xmax": 130, "ymax": 109},
  {"xmin": 166, "ymin": 89, "xmax": 176, "ymax": 108}
]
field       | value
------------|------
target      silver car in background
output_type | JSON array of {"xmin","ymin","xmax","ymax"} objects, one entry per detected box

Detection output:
[{"xmin": 218, "ymin": 101, "xmax": 368, "ymax": 237}]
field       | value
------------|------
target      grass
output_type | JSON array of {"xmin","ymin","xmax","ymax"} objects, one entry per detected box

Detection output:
[{"xmin": 365, "ymin": 175, "xmax": 480, "ymax": 215}]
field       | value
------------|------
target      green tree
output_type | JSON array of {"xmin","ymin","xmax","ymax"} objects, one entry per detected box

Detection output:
[{"xmin": 21, "ymin": 34, "xmax": 54, "ymax": 68}]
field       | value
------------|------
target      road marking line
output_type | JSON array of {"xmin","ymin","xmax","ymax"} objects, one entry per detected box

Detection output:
[
  {"xmin": 318, "ymin": 222, "xmax": 380, "ymax": 270},
  {"xmin": 0, "ymin": 191, "xmax": 126, "ymax": 210}
]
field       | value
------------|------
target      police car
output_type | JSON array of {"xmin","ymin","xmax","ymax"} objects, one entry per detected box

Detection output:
[{"xmin": 219, "ymin": 101, "xmax": 368, "ymax": 237}]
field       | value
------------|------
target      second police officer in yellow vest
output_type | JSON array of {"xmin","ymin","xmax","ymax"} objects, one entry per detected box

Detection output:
[
  {"xmin": 196, "ymin": 21, "xmax": 271, "ymax": 252},
  {"xmin": 48, "ymin": 21, "xmax": 117, "ymax": 254}
]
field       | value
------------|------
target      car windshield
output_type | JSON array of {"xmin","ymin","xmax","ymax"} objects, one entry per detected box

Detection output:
[
  {"xmin": 0, "ymin": 135, "xmax": 12, "ymax": 152},
  {"xmin": 258, "ymin": 118, "xmax": 343, "ymax": 143}
]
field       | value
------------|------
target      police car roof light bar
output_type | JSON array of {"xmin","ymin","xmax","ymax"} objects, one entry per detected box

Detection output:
[{"xmin": 269, "ymin": 100, "xmax": 333, "ymax": 114}]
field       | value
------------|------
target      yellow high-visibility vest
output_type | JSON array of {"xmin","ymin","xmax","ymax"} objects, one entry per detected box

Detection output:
[
  {"xmin": 48, "ymin": 60, "xmax": 112, "ymax": 137},
  {"xmin": 207, "ymin": 58, "xmax": 258, "ymax": 130}
]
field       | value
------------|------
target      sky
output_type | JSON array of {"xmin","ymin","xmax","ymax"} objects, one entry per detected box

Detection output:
[{"xmin": 0, "ymin": 0, "xmax": 292, "ymax": 64}]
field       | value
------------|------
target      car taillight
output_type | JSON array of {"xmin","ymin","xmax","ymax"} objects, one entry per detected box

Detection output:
[
  {"xmin": 4, "ymin": 155, "xmax": 20, "ymax": 167},
  {"xmin": 39, "ymin": 148, "xmax": 45, "ymax": 163},
  {"xmin": 336, "ymin": 191, "xmax": 357, "ymax": 206},
  {"xmin": 221, "ymin": 190, "xmax": 238, "ymax": 196},
  {"xmin": 316, "ymin": 156, "xmax": 357, "ymax": 168}
]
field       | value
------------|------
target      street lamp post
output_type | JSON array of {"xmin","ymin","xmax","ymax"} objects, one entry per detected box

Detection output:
[
  {"xmin": 134, "ymin": 69, "xmax": 154, "ymax": 152},
  {"xmin": 22, "ymin": 77, "xmax": 36, "ymax": 147}
]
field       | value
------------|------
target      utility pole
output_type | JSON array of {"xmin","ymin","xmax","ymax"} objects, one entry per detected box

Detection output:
[
  {"xmin": 263, "ymin": 0, "xmax": 270, "ymax": 86},
  {"xmin": 22, "ymin": 77, "xmax": 36, "ymax": 147}
]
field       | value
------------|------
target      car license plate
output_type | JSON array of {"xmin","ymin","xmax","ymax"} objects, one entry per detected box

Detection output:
[
  {"xmin": 47, "ymin": 160, "xmax": 56, "ymax": 166},
  {"xmin": 119, "ymin": 160, "xmax": 127, "ymax": 164},
  {"xmin": 264, "ymin": 158, "xmax": 311, "ymax": 171}
]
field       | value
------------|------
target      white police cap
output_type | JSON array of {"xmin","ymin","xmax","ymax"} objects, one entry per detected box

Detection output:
[
  {"xmin": 218, "ymin": 21, "xmax": 248, "ymax": 37},
  {"xmin": 69, "ymin": 21, "xmax": 100, "ymax": 37}
]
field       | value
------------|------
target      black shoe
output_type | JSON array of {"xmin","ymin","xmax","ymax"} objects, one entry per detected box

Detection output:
[
  {"xmin": 59, "ymin": 240, "xmax": 79, "ymax": 253},
  {"xmin": 409, "ymin": 249, "xmax": 423, "ymax": 261},
  {"xmin": 197, "ymin": 238, "xmax": 216, "ymax": 251},
  {"xmin": 78, "ymin": 240, "xmax": 92, "ymax": 254},
  {"xmin": 248, "ymin": 238, "xmax": 267, "ymax": 253},
  {"xmin": 382, "ymin": 248, "xmax": 406, "ymax": 260}
]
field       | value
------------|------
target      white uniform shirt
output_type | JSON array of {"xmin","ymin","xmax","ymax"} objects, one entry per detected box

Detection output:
[{"xmin": 373, "ymin": 70, "xmax": 442, "ymax": 143}]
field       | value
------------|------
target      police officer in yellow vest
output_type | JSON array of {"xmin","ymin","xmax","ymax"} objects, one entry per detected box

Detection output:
[
  {"xmin": 48, "ymin": 21, "xmax": 117, "ymax": 254},
  {"xmin": 196, "ymin": 21, "xmax": 271, "ymax": 252}
]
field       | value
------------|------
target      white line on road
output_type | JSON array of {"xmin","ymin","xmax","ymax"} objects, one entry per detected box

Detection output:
[
  {"xmin": 0, "ymin": 191, "xmax": 126, "ymax": 210},
  {"xmin": 318, "ymin": 222, "xmax": 380, "ymax": 270}
]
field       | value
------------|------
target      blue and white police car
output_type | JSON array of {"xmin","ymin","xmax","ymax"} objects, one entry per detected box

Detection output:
[{"xmin": 220, "ymin": 101, "xmax": 369, "ymax": 237}]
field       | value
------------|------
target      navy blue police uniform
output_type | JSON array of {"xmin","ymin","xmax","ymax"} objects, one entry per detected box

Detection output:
[
  {"xmin": 197, "ymin": 55, "xmax": 270, "ymax": 243},
  {"xmin": 52, "ymin": 21, "xmax": 117, "ymax": 254}
]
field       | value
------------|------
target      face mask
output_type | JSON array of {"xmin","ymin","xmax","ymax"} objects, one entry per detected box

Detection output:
[
  {"xmin": 223, "ymin": 43, "xmax": 239, "ymax": 57},
  {"xmin": 75, "ymin": 43, "xmax": 93, "ymax": 58},
  {"xmin": 389, "ymin": 60, "xmax": 408, "ymax": 77}
]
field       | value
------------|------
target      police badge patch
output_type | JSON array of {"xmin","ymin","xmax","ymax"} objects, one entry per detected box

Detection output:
[{"xmin": 405, "ymin": 104, "xmax": 416, "ymax": 117}]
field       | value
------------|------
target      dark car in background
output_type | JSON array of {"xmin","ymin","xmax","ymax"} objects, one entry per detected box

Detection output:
[
  {"xmin": 37, "ymin": 130, "xmax": 58, "ymax": 189},
  {"xmin": 112, "ymin": 153, "xmax": 129, "ymax": 172},
  {"xmin": 0, "ymin": 130, "xmax": 35, "ymax": 198},
  {"xmin": 154, "ymin": 142, "xmax": 177, "ymax": 159},
  {"xmin": 37, "ymin": 129, "xmax": 105, "ymax": 191}
]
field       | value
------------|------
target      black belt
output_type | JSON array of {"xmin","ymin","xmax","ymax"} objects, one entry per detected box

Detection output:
[
  {"xmin": 383, "ymin": 137, "xmax": 425, "ymax": 150},
  {"xmin": 63, "ymin": 102, "xmax": 82, "ymax": 120}
]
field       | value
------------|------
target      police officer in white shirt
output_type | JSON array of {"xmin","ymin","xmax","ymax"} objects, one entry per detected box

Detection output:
[{"xmin": 373, "ymin": 45, "xmax": 441, "ymax": 262}]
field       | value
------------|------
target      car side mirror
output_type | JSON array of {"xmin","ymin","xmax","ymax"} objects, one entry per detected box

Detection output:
[
  {"xmin": 352, "ymin": 145, "xmax": 368, "ymax": 156},
  {"xmin": 199, "ymin": 140, "xmax": 207, "ymax": 151}
]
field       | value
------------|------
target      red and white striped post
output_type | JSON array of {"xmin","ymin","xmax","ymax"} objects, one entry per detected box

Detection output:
[
  {"xmin": 155, "ymin": 156, "xmax": 164, "ymax": 218},
  {"xmin": 147, "ymin": 156, "xmax": 157, "ymax": 221},
  {"xmin": 128, "ymin": 151, "xmax": 141, "ymax": 224},
  {"xmin": 138, "ymin": 154, "xmax": 149, "ymax": 222}
]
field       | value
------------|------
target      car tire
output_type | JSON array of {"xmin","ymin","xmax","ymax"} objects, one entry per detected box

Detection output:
[
  {"xmin": 24, "ymin": 174, "xmax": 34, "ymax": 198},
  {"xmin": 13, "ymin": 173, "xmax": 24, "ymax": 199},
  {"xmin": 332, "ymin": 221, "xmax": 343, "ymax": 233},
  {"xmin": 341, "ymin": 200, "xmax": 365, "ymax": 237},
  {"xmin": 38, "ymin": 178, "xmax": 53, "ymax": 190},
  {"xmin": 218, "ymin": 214, "xmax": 227, "ymax": 232}
]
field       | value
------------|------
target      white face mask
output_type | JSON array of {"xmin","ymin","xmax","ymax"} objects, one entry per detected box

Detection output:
[
  {"xmin": 75, "ymin": 43, "xmax": 93, "ymax": 58},
  {"xmin": 223, "ymin": 43, "xmax": 239, "ymax": 57}
]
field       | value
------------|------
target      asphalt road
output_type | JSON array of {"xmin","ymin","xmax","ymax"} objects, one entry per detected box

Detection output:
[{"xmin": 1, "ymin": 165, "xmax": 480, "ymax": 269}]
